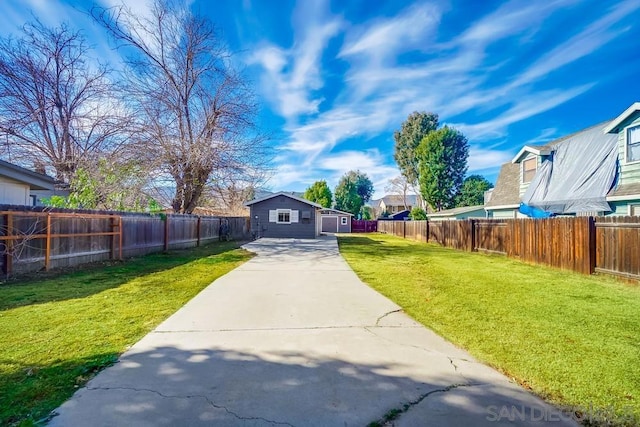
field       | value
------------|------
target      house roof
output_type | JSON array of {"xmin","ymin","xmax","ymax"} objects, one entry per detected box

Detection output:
[
  {"xmin": 389, "ymin": 209, "xmax": 410, "ymax": 219},
  {"xmin": 484, "ymin": 162, "xmax": 521, "ymax": 208},
  {"xmin": 320, "ymin": 208, "xmax": 354, "ymax": 216},
  {"xmin": 512, "ymin": 145, "xmax": 552, "ymax": 163},
  {"xmin": 427, "ymin": 205, "xmax": 485, "ymax": 217},
  {"xmin": 603, "ymin": 102, "xmax": 640, "ymax": 134},
  {"xmin": 608, "ymin": 182, "xmax": 640, "ymax": 199},
  {"xmin": 377, "ymin": 194, "xmax": 418, "ymax": 207},
  {"xmin": 244, "ymin": 191, "xmax": 323, "ymax": 208},
  {"xmin": 513, "ymin": 121, "xmax": 611, "ymax": 165},
  {"xmin": 0, "ymin": 159, "xmax": 56, "ymax": 190}
]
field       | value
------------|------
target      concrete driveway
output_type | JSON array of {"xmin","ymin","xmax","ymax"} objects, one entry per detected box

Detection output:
[{"xmin": 50, "ymin": 236, "xmax": 576, "ymax": 426}]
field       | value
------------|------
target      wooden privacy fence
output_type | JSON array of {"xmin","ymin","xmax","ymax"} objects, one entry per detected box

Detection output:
[
  {"xmin": 377, "ymin": 216, "xmax": 640, "ymax": 280},
  {"xmin": 0, "ymin": 209, "xmax": 250, "ymax": 276},
  {"xmin": 351, "ymin": 220, "xmax": 378, "ymax": 233}
]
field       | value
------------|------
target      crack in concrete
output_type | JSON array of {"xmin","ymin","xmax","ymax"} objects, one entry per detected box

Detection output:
[
  {"xmin": 448, "ymin": 356, "xmax": 458, "ymax": 371},
  {"xmin": 369, "ymin": 382, "xmax": 483, "ymax": 426},
  {"xmin": 375, "ymin": 309, "xmax": 403, "ymax": 326},
  {"xmin": 82, "ymin": 386, "xmax": 295, "ymax": 426}
]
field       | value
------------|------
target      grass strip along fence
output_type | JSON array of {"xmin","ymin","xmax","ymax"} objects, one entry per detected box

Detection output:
[
  {"xmin": 338, "ymin": 233, "xmax": 640, "ymax": 426},
  {"xmin": 378, "ymin": 216, "xmax": 640, "ymax": 281},
  {"xmin": 0, "ymin": 241, "xmax": 253, "ymax": 426}
]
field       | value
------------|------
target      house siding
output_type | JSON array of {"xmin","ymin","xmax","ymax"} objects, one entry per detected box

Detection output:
[
  {"xmin": 487, "ymin": 208, "xmax": 524, "ymax": 219},
  {"xmin": 0, "ymin": 177, "xmax": 29, "ymax": 205},
  {"xmin": 617, "ymin": 115, "xmax": 640, "ymax": 185},
  {"xmin": 338, "ymin": 216, "xmax": 351, "ymax": 233},
  {"xmin": 249, "ymin": 196, "xmax": 318, "ymax": 239},
  {"xmin": 607, "ymin": 200, "xmax": 640, "ymax": 216},
  {"xmin": 518, "ymin": 153, "xmax": 540, "ymax": 197}
]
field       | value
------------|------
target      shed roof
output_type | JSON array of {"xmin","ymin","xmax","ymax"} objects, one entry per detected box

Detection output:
[
  {"xmin": 320, "ymin": 208, "xmax": 354, "ymax": 216},
  {"xmin": 0, "ymin": 159, "xmax": 56, "ymax": 190},
  {"xmin": 244, "ymin": 191, "xmax": 322, "ymax": 208}
]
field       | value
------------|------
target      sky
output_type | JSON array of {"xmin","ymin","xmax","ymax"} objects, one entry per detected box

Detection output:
[{"xmin": 1, "ymin": 0, "xmax": 640, "ymax": 199}]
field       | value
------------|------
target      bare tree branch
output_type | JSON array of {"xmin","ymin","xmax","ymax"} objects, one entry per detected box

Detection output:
[
  {"xmin": 0, "ymin": 20, "xmax": 130, "ymax": 182},
  {"xmin": 92, "ymin": 0, "xmax": 270, "ymax": 213}
]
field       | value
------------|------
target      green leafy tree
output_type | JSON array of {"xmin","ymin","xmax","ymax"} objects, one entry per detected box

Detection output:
[
  {"xmin": 43, "ymin": 159, "xmax": 155, "ymax": 211},
  {"xmin": 409, "ymin": 207, "xmax": 427, "ymax": 220},
  {"xmin": 334, "ymin": 170, "xmax": 374, "ymax": 215},
  {"xmin": 456, "ymin": 175, "xmax": 494, "ymax": 207},
  {"xmin": 360, "ymin": 205, "xmax": 374, "ymax": 220},
  {"xmin": 393, "ymin": 112, "xmax": 439, "ymax": 190},
  {"xmin": 418, "ymin": 126, "xmax": 469, "ymax": 211},
  {"xmin": 304, "ymin": 180, "xmax": 333, "ymax": 208}
]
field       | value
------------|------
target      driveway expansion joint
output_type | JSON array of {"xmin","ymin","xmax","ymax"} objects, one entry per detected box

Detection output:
[{"xmin": 80, "ymin": 386, "xmax": 295, "ymax": 426}]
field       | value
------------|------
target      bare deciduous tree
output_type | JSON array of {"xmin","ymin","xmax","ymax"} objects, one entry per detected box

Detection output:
[
  {"xmin": 92, "ymin": 0, "xmax": 269, "ymax": 214},
  {"xmin": 0, "ymin": 21, "xmax": 127, "ymax": 182},
  {"xmin": 385, "ymin": 175, "xmax": 410, "ymax": 209}
]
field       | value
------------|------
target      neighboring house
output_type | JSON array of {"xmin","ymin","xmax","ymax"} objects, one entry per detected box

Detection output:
[
  {"xmin": 373, "ymin": 194, "xmax": 418, "ymax": 217},
  {"xmin": 484, "ymin": 163, "xmax": 526, "ymax": 218},
  {"xmin": 427, "ymin": 205, "xmax": 486, "ymax": 221},
  {"xmin": 487, "ymin": 102, "xmax": 640, "ymax": 218},
  {"xmin": 319, "ymin": 208, "xmax": 352, "ymax": 233},
  {"xmin": 387, "ymin": 209, "xmax": 411, "ymax": 221},
  {"xmin": 244, "ymin": 192, "xmax": 322, "ymax": 239},
  {"xmin": 0, "ymin": 159, "xmax": 56, "ymax": 206},
  {"xmin": 603, "ymin": 102, "xmax": 640, "ymax": 215}
]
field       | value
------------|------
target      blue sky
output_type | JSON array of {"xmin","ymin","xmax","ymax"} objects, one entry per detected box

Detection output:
[{"xmin": 2, "ymin": 0, "xmax": 640, "ymax": 199}]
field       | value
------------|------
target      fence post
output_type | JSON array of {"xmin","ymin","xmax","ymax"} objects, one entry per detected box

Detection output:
[
  {"xmin": 164, "ymin": 214, "xmax": 169, "ymax": 251},
  {"xmin": 403, "ymin": 221, "xmax": 406, "ymax": 239},
  {"xmin": 426, "ymin": 220, "xmax": 429, "ymax": 243},
  {"xmin": 587, "ymin": 216, "xmax": 596, "ymax": 274},
  {"xmin": 470, "ymin": 219, "xmax": 476, "ymax": 252},
  {"xmin": 45, "ymin": 213, "xmax": 51, "ymax": 271},
  {"xmin": 118, "ymin": 216, "xmax": 123, "ymax": 260},
  {"xmin": 110, "ymin": 216, "xmax": 116, "ymax": 260},
  {"xmin": 4, "ymin": 212, "xmax": 13, "ymax": 276},
  {"xmin": 196, "ymin": 216, "xmax": 201, "ymax": 247}
]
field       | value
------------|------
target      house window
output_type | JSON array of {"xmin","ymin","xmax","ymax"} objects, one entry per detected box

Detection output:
[
  {"xmin": 630, "ymin": 204, "xmax": 640, "ymax": 216},
  {"xmin": 627, "ymin": 125, "xmax": 640, "ymax": 163},
  {"xmin": 341, "ymin": 217, "xmax": 348, "ymax": 226},
  {"xmin": 522, "ymin": 157, "xmax": 537, "ymax": 183},
  {"xmin": 277, "ymin": 210, "xmax": 291, "ymax": 224}
]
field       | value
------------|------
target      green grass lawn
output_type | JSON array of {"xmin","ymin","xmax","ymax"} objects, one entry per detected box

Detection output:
[
  {"xmin": 338, "ymin": 233, "xmax": 640, "ymax": 426},
  {"xmin": 0, "ymin": 241, "xmax": 252, "ymax": 426}
]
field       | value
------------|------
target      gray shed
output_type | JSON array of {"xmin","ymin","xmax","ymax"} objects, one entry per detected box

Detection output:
[
  {"xmin": 245, "ymin": 192, "xmax": 322, "ymax": 239},
  {"xmin": 319, "ymin": 208, "xmax": 353, "ymax": 233}
]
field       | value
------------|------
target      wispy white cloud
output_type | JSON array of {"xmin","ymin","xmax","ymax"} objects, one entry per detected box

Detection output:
[
  {"xmin": 249, "ymin": 1, "xmax": 342, "ymax": 121},
  {"xmin": 506, "ymin": 0, "xmax": 639, "ymax": 90},
  {"xmin": 339, "ymin": 2, "xmax": 441, "ymax": 61}
]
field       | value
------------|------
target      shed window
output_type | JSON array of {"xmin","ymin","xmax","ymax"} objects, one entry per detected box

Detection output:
[
  {"xmin": 627, "ymin": 125, "xmax": 640, "ymax": 163},
  {"xmin": 341, "ymin": 217, "xmax": 348, "ymax": 225},
  {"xmin": 277, "ymin": 210, "xmax": 291, "ymax": 224},
  {"xmin": 522, "ymin": 157, "xmax": 537, "ymax": 183}
]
